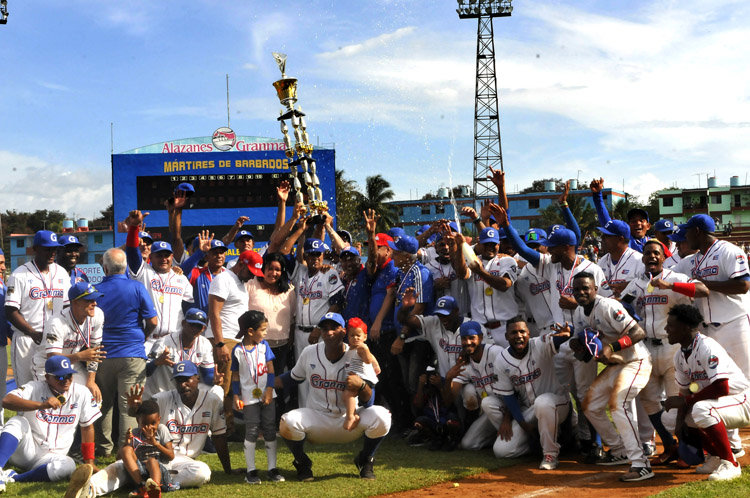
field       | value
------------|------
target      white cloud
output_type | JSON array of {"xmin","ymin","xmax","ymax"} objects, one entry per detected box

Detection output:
[{"xmin": 38, "ymin": 81, "xmax": 71, "ymax": 92}]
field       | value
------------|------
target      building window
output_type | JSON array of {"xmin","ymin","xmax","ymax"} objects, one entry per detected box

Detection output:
[
  {"xmin": 397, "ymin": 206, "xmax": 404, "ymax": 216},
  {"xmin": 16, "ymin": 239, "xmax": 24, "ymax": 248},
  {"xmin": 421, "ymin": 205, "xmax": 431, "ymax": 215},
  {"xmin": 663, "ymin": 197, "xmax": 673, "ymax": 207},
  {"xmin": 528, "ymin": 199, "xmax": 540, "ymax": 209},
  {"xmin": 435, "ymin": 204, "xmax": 445, "ymax": 214},
  {"xmin": 735, "ymin": 194, "xmax": 741, "ymax": 207},
  {"xmin": 712, "ymin": 194, "xmax": 722, "ymax": 204},
  {"xmin": 94, "ymin": 234, "xmax": 103, "ymax": 244}
]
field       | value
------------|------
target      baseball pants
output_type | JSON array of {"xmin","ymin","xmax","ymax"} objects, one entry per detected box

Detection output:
[
  {"xmin": 11, "ymin": 334, "xmax": 36, "ymax": 387},
  {"xmin": 90, "ymin": 454, "xmax": 210, "ymax": 495},
  {"xmin": 294, "ymin": 327, "xmax": 317, "ymax": 407},
  {"xmin": 555, "ymin": 342, "xmax": 597, "ymax": 441},
  {"xmin": 2, "ymin": 416, "xmax": 76, "ymax": 481},
  {"xmin": 279, "ymin": 406, "xmax": 391, "ymax": 444},
  {"xmin": 641, "ymin": 342, "xmax": 679, "ymax": 432},
  {"xmin": 702, "ymin": 314, "xmax": 750, "ymax": 379},
  {"xmin": 685, "ymin": 389, "xmax": 750, "ymax": 430},
  {"xmin": 584, "ymin": 358, "xmax": 652, "ymax": 467}
]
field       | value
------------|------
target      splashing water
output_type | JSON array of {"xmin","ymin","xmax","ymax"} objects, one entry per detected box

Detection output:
[{"xmin": 446, "ymin": 139, "xmax": 462, "ymax": 233}]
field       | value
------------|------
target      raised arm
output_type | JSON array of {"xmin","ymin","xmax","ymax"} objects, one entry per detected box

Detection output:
[
  {"xmin": 222, "ymin": 216, "xmax": 250, "ymax": 246},
  {"xmin": 168, "ymin": 190, "xmax": 188, "ymax": 263},
  {"xmin": 559, "ymin": 180, "xmax": 582, "ymax": 245},
  {"xmin": 322, "ymin": 213, "xmax": 348, "ymax": 253},
  {"xmin": 488, "ymin": 167, "xmax": 508, "ymax": 210},
  {"xmin": 589, "ymin": 177, "xmax": 611, "ymax": 226},
  {"xmin": 125, "ymin": 210, "xmax": 146, "ymax": 274},
  {"xmin": 364, "ymin": 209, "xmax": 379, "ymax": 276},
  {"xmin": 489, "ymin": 204, "xmax": 541, "ymax": 268},
  {"xmin": 269, "ymin": 202, "xmax": 306, "ymax": 253}
]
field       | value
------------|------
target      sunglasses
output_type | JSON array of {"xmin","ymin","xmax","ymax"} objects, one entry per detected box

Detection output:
[{"xmin": 54, "ymin": 374, "xmax": 73, "ymax": 382}]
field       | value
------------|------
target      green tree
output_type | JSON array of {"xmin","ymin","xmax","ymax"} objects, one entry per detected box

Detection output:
[
  {"xmin": 536, "ymin": 194, "xmax": 598, "ymax": 237},
  {"xmin": 356, "ymin": 174, "xmax": 397, "ymax": 232},
  {"xmin": 334, "ymin": 169, "xmax": 363, "ymax": 238}
]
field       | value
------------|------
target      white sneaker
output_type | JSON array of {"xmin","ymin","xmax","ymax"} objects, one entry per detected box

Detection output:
[
  {"xmin": 733, "ymin": 447, "xmax": 746, "ymax": 458},
  {"xmin": 63, "ymin": 464, "xmax": 94, "ymax": 498},
  {"xmin": 696, "ymin": 455, "xmax": 721, "ymax": 474},
  {"xmin": 708, "ymin": 459, "xmax": 742, "ymax": 481},
  {"xmin": 539, "ymin": 454, "xmax": 559, "ymax": 470}
]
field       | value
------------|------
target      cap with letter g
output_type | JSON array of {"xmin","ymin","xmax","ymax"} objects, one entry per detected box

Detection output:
[
  {"xmin": 45, "ymin": 355, "xmax": 77, "ymax": 377},
  {"xmin": 34, "ymin": 230, "xmax": 62, "ymax": 248},
  {"xmin": 172, "ymin": 361, "xmax": 200, "ymax": 379},
  {"xmin": 433, "ymin": 296, "xmax": 458, "ymax": 316}
]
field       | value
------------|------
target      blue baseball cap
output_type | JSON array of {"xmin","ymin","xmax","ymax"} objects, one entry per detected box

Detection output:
[
  {"xmin": 387, "ymin": 234, "xmax": 419, "ymax": 255},
  {"xmin": 479, "ymin": 227, "xmax": 500, "ymax": 244},
  {"xmin": 387, "ymin": 227, "xmax": 406, "ymax": 241},
  {"xmin": 172, "ymin": 361, "xmax": 200, "ymax": 379},
  {"xmin": 208, "ymin": 239, "xmax": 227, "ymax": 252},
  {"xmin": 151, "ymin": 241, "xmax": 173, "ymax": 254},
  {"xmin": 319, "ymin": 312, "xmax": 346, "ymax": 329},
  {"xmin": 524, "ymin": 228, "xmax": 547, "ymax": 245},
  {"xmin": 174, "ymin": 183, "xmax": 195, "ymax": 195},
  {"xmin": 459, "ymin": 321, "xmax": 483, "ymax": 337},
  {"xmin": 540, "ymin": 227, "xmax": 576, "ymax": 247},
  {"xmin": 337, "ymin": 230, "xmax": 353, "ymax": 244},
  {"xmin": 184, "ymin": 308, "xmax": 208, "ymax": 326},
  {"xmin": 69, "ymin": 282, "xmax": 103, "ymax": 301},
  {"xmin": 33, "ymin": 230, "xmax": 62, "ymax": 248},
  {"xmin": 340, "ymin": 246, "xmax": 360, "ymax": 258},
  {"xmin": 668, "ymin": 224, "xmax": 688, "ymax": 242},
  {"xmin": 653, "ymin": 219, "xmax": 674, "ymax": 233},
  {"xmin": 578, "ymin": 328, "xmax": 603, "ymax": 359},
  {"xmin": 58, "ymin": 234, "xmax": 83, "ymax": 247},
  {"xmin": 433, "ymin": 296, "xmax": 458, "ymax": 316},
  {"xmin": 139, "ymin": 231, "xmax": 153, "ymax": 243},
  {"xmin": 234, "ymin": 229, "xmax": 254, "ymax": 242},
  {"xmin": 598, "ymin": 219, "xmax": 631, "ymax": 238},
  {"xmin": 627, "ymin": 208, "xmax": 649, "ymax": 222},
  {"xmin": 45, "ymin": 355, "xmax": 77, "ymax": 377},
  {"xmin": 448, "ymin": 221, "xmax": 459, "ymax": 233},
  {"xmin": 684, "ymin": 214, "xmax": 716, "ymax": 233},
  {"xmin": 415, "ymin": 224, "xmax": 431, "ymax": 236},
  {"xmin": 304, "ymin": 238, "xmax": 325, "ymax": 253}
]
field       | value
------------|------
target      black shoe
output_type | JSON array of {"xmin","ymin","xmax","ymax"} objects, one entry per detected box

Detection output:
[
  {"xmin": 354, "ymin": 452, "xmax": 376, "ymax": 480},
  {"xmin": 292, "ymin": 455, "xmax": 313, "ymax": 482},
  {"xmin": 268, "ymin": 468, "xmax": 286, "ymax": 482},
  {"xmin": 244, "ymin": 469, "xmax": 261, "ymax": 484},
  {"xmin": 583, "ymin": 445, "xmax": 604, "ymax": 464}
]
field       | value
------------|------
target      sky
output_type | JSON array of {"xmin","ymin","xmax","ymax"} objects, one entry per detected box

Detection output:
[{"xmin": 2, "ymin": 0, "xmax": 750, "ymax": 219}]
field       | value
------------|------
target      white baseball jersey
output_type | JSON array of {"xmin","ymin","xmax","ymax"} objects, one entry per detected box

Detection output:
[
  {"xmin": 493, "ymin": 335, "xmax": 567, "ymax": 406},
  {"xmin": 515, "ymin": 254, "xmax": 606, "ymax": 331},
  {"xmin": 5, "ymin": 262, "xmax": 71, "ymax": 333},
  {"xmin": 7, "ymin": 380, "xmax": 101, "ymax": 454},
  {"xmin": 664, "ymin": 251, "xmax": 682, "ymax": 269},
  {"xmin": 674, "ymin": 239, "xmax": 750, "ymax": 324},
  {"xmin": 464, "ymin": 256, "xmax": 519, "ymax": 324},
  {"xmin": 291, "ymin": 342, "xmax": 356, "ymax": 415},
  {"xmin": 32, "ymin": 307, "xmax": 104, "ymax": 383},
  {"xmin": 343, "ymin": 348, "xmax": 378, "ymax": 384},
  {"xmin": 620, "ymin": 269, "xmax": 693, "ymax": 340},
  {"xmin": 230, "ymin": 340, "xmax": 276, "ymax": 406},
  {"xmin": 130, "ymin": 263, "xmax": 194, "ymax": 339},
  {"xmin": 145, "ymin": 332, "xmax": 215, "ymax": 397},
  {"xmin": 597, "ymin": 247, "xmax": 645, "ymax": 297},
  {"xmin": 425, "ymin": 258, "xmax": 470, "ymax": 316},
  {"xmin": 418, "ymin": 246, "xmax": 438, "ymax": 266},
  {"xmin": 674, "ymin": 333, "xmax": 750, "ymax": 394},
  {"xmin": 455, "ymin": 343, "xmax": 504, "ymax": 398},
  {"xmin": 152, "ymin": 384, "xmax": 227, "ymax": 458},
  {"xmin": 291, "ymin": 265, "xmax": 344, "ymax": 327},
  {"xmin": 572, "ymin": 295, "xmax": 648, "ymax": 363},
  {"xmin": 206, "ymin": 270, "xmax": 248, "ymax": 340},
  {"xmin": 416, "ymin": 315, "xmax": 478, "ymax": 377}
]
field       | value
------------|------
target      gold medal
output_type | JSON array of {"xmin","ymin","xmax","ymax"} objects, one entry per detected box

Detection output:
[
  {"xmin": 480, "ymin": 391, "xmax": 488, "ymax": 398},
  {"xmin": 252, "ymin": 388, "xmax": 263, "ymax": 399},
  {"xmin": 159, "ymin": 295, "xmax": 165, "ymax": 304},
  {"xmin": 689, "ymin": 382, "xmax": 700, "ymax": 394},
  {"xmin": 57, "ymin": 394, "xmax": 67, "ymax": 404},
  {"xmin": 303, "ymin": 297, "xmax": 310, "ymax": 305},
  {"xmin": 47, "ymin": 301, "xmax": 54, "ymax": 310},
  {"xmin": 647, "ymin": 283, "xmax": 654, "ymax": 293},
  {"xmin": 484, "ymin": 287, "xmax": 493, "ymax": 296}
]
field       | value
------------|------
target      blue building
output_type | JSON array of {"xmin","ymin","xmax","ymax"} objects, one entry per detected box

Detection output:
[{"xmin": 9, "ymin": 227, "xmax": 114, "ymax": 271}]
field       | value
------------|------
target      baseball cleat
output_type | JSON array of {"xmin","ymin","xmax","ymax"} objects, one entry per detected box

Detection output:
[
  {"xmin": 268, "ymin": 468, "xmax": 285, "ymax": 482},
  {"xmin": 620, "ymin": 466, "xmax": 655, "ymax": 482},
  {"xmin": 696, "ymin": 455, "xmax": 721, "ymax": 474},
  {"xmin": 244, "ymin": 470, "xmax": 261, "ymax": 485},
  {"xmin": 64, "ymin": 464, "xmax": 94, "ymax": 498},
  {"xmin": 595, "ymin": 450, "xmax": 629, "ymax": 466},
  {"xmin": 354, "ymin": 452, "xmax": 376, "ymax": 480},
  {"xmin": 708, "ymin": 460, "xmax": 742, "ymax": 481},
  {"xmin": 732, "ymin": 447, "xmax": 746, "ymax": 458},
  {"xmin": 539, "ymin": 455, "xmax": 559, "ymax": 470},
  {"xmin": 292, "ymin": 455, "xmax": 314, "ymax": 482}
]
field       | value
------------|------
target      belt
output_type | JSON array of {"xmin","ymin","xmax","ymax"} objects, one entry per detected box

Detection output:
[
  {"xmin": 298, "ymin": 325, "xmax": 315, "ymax": 333},
  {"xmin": 647, "ymin": 338, "xmax": 663, "ymax": 346},
  {"xmin": 485, "ymin": 321, "xmax": 503, "ymax": 329}
]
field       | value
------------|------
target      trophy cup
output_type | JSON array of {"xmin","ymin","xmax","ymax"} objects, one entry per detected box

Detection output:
[{"xmin": 272, "ymin": 52, "xmax": 327, "ymax": 223}]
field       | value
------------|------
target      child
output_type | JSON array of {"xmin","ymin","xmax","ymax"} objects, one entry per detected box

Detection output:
[
  {"xmin": 408, "ymin": 366, "xmax": 461, "ymax": 451},
  {"xmin": 342, "ymin": 317, "xmax": 381, "ymax": 431},
  {"xmin": 119, "ymin": 399, "xmax": 175, "ymax": 498},
  {"xmin": 231, "ymin": 310, "xmax": 284, "ymax": 484}
]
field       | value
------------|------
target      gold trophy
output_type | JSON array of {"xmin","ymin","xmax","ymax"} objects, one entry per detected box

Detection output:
[{"xmin": 272, "ymin": 52, "xmax": 327, "ymax": 223}]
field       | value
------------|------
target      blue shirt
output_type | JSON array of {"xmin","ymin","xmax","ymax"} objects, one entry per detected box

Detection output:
[
  {"xmin": 341, "ymin": 266, "xmax": 370, "ymax": 323},
  {"xmin": 393, "ymin": 261, "xmax": 434, "ymax": 327},
  {"xmin": 592, "ymin": 191, "xmax": 648, "ymax": 253},
  {"xmin": 96, "ymin": 274, "xmax": 158, "ymax": 359},
  {"xmin": 69, "ymin": 267, "xmax": 90, "ymax": 285},
  {"xmin": 181, "ymin": 250, "xmax": 220, "ymax": 314},
  {"xmin": 368, "ymin": 259, "xmax": 399, "ymax": 331}
]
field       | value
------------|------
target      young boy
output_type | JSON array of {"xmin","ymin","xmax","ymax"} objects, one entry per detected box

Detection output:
[
  {"xmin": 119, "ymin": 400, "xmax": 175, "ymax": 498},
  {"xmin": 342, "ymin": 317, "xmax": 381, "ymax": 431},
  {"xmin": 408, "ymin": 366, "xmax": 461, "ymax": 451}
]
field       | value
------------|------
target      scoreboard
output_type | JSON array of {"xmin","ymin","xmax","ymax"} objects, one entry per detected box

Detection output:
[{"xmin": 112, "ymin": 134, "xmax": 336, "ymax": 257}]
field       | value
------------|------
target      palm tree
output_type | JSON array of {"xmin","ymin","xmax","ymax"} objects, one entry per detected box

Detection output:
[
  {"xmin": 334, "ymin": 169, "xmax": 363, "ymax": 235},
  {"xmin": 536, "ymin": 193, "xmax": 598, "ymax": 237},
  {"xmin": 356, "ymin": 174, "xmax": 397, "ymax": 232}
]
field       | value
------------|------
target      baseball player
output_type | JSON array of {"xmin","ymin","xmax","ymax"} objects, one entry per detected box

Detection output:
[
  {"xmin": 84, "ymin": 361, "xmax": 235, "ymax": 496},
  {"xmin": 0, "ymin": 356, "xmax": 100, "ymax": 492},
  {"xmin": 663, "ymin": 224, "xmax": 696, "ymax": 269},
  {"xmin": 569, "ymin": 272, "xmax": 654, "ymax": 482},
  {"xmin": 180, "ymin": 231, "xmax": 228, "ymax": 314},
  {"xmin": 276, "ymin": 313, "xmax": 391, "ymax": 481},
  {"xmin": 663, "ymin": 304, "xmax": 750, "ymax": 481},
  {"xmin": 596, "ymin": 219, "xmax": 645, "ymax": 298},
  {"xmin": 5, "ymin": 230, "xmax": 71, "ymax": 387},
  {"xmin": 57, "ymin": 234, "xmax": 89, "ymax": 285},
  {"xmin": 590, "ymin": 178, "xmax": 650, "ymax": 253},
  {"xmin": 144, "ymin": 308, "xmax": 215, "ymax": 398},
  {"xmin": 452, "ymin": 227, "xmax": 519, "ymax": 347},
  {"xmin": 485, "ymin": 317, "xmax": 571, "ymax": 469},
  {"xmin": 423, "ymin": 231, "xmax": 470, "ymax": 318},
  {"xmin": 31, "ymin": 282, "xmax": 106, "ymax": 402},
  {"xmin": 652, "ymin": 219, "xmax": 677, "ymax": 256},
  {"xmin": 225, "ymin": 228, "xmax": 256, "ymax": 270},
  {"xmin": 620, "ymin": 239, "xmax": 709, "ymax": 465},
  {"xmin": 124, "ymin": 210, "xmax": 194, "ymax": 350},
  {"xmin": 443, "ymin": 321, "xmax": 505, "ymax": 451}
]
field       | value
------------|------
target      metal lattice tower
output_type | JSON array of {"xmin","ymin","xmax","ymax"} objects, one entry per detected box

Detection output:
[{"xmin": 457, "ymin": 0, "xmax": 512, "ymax": 200}]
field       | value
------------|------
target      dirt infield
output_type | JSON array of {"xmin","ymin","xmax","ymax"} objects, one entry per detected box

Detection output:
[{"xmin": 382, "ymin": 434, "xmax": 750, "ymax": 498}]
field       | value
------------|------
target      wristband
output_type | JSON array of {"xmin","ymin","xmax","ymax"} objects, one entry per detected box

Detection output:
[
  {"xmin": 214, "ymin": 342, "xmax": 225, "ymax": 348},
  {"xmin": 559, "ymin": 202, "xmax": 569, "ymax": 208},
  {"xmin": 82, "ymin": 442, "xmax": 95, "ymax": 461},
  {"xmin": 473, "ymin": 217, "xmax": 482, "ymax": 224},
  {"xmin": 672, "ymin": 282, "xmax": 696, "ymax": 298},
  {"xmin": 266, "ymin": 373, "xmax": 275, "ymax": 388},
  {"xmin": 615, "ymin": 336, "xmax": 633, "ymax": 351},
  {"xmin": 231, "ymin": 381, "xmax": 241, "ymax": 397}
]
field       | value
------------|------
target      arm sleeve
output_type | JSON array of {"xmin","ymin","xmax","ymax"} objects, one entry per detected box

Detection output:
[
  {"xmin": 592, "ymin": 191, "xmax": 611, "ymax": 226},
  {"xmin": 126, "ymin": 226, "xmax": 144, "ymax": 275},
  {"xmin": 502, "ymin": 394, "xmax": 525, "ymax": 423},
  {"xmin": 199, "ymin": 366, "xmax": 214, "ymax": 386},
  {"xmin": 180, "ymin": 250, "xmax": 204, "ymax": 275},
  {"xmin": 230, "ymin": 346, "xmax": 239, "ymax": 372},
  {"xmin": 561, "ymin": 205, "xmax": 582, "ymax": 246},
  {"xmin": 502, "ymin": 224, "xmax": 540, "ymax": 267}
]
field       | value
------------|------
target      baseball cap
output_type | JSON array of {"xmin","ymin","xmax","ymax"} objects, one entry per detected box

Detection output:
[
  {"xmin": 234, "ymin": 229, "xmax": 254, "ymax": 242},
  {"xmin": 448, "ymin": 221, "xmax": 459, "ymax": 233},
  {"xmin": 598, "ymin": 219, "xmax": 630, "ymax": 238},
  {"xmin": 319, "ymin": 312, "xmax": 346, "ymax": 329},
  {"xmin": 433, "ymin": 296, "xmax": 458, "ymax": 316},
  {"xmin": 139, "ymin": 231, "xmax": 153, "ymax": 243},
  {"xmin": 415, "ymin": 224, "xmax": 431, "ymax": 236},
  {"xmin": 387, "ymin": 227, "xmax": 405, "ymax": 242},
  {"xmin": 653, "ymin": 219, "xmax": 674, "ymax": 233},
  {"xmin": 33, "ymin": 230, "xmax": 62, "ymax": 248},
  {"xmin": 69, "ymin": 282, "xmax": 103, "ymax": 302},
  {"xmin": 45, "ymin": 355, "xmax": 77, "ymax": 377},
  {"xmin": 374, "ymin": 233, "xmax": 393, "ymax": 247},
  {"xmin": 58, "ymin": 234, "xmax": 83, "ymax": 247},
  {"xmin": 459, "ymin": 321, "xmax": 483, "ymax": 337},
  {"xmin": 340, "ymin": 246, "xmax": 360, "ymax": 258},
  {"xmin": 184, "ymin": 308, "xmax": 208, "ymax": 327},
  {"xmin": 208, "ymin": 239, "xmax": 228, "ymax": 252},
  {"xmin": 172, "ymin": 361, "xmax": 199, "ymax": 379},
  {"xmin": 578, "ymin": 328, "xmax": 603, "ymax": 362},
  {"xmin": 684, "ymin": 214, "xmax": 716, "ymax": 233},
  {"xmin": 151, "ymin": 241, "xmax": 173, "ymax": 254},
  {"xmin": 174, "ymin": 183, "xmax": 195, "ymax": 195},
  {"xmin": 337, "ymin": 230, "xmax": 353, "ymax": 244},
  {"xmin": 387, "ymin": 234, "xmax": 419, "ymax": 255},
  {"xmin": 668, "ymin": 224, "xmax": 688, "ymax": 242},
  {"xmin": 238, "ymin": 250, "xmax": 264, "ymax": 277},
  {"xmin": 540, "ymin": 227, "xmax": 576, "ymax": 248},
  {"xmin": 304, "ymin": 238, "xmax": 325, "ymax": 253},
  {"xmin": 524, "ymin": 228, "xmax": 547, "ymax": 245},
  {"xmin": 627, "ymin": 208, "xmax": 649, "ymax": 222},
  {"xmin": 479, "ymin": 227, "xmax": 500, "ymax": 244}
]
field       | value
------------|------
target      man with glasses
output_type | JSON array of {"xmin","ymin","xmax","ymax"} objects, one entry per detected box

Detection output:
[{"xmin": 0, "ymin": 355, "xmax": 100, "ymax": 492}]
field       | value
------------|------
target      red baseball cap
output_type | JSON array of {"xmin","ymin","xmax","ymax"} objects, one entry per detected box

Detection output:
[
  {"xmin": 238, "ymin": 250, "xmax": 264, "ymax": 277},
  {"xmin": 374, "ymin": 233, "xmax": 393, "ymax": 247}
]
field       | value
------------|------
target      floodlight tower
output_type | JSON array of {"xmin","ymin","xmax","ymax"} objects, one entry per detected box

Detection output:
[{"xmin": 456, "ymin": 0, "xmax": 513, "ymax": 201}]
